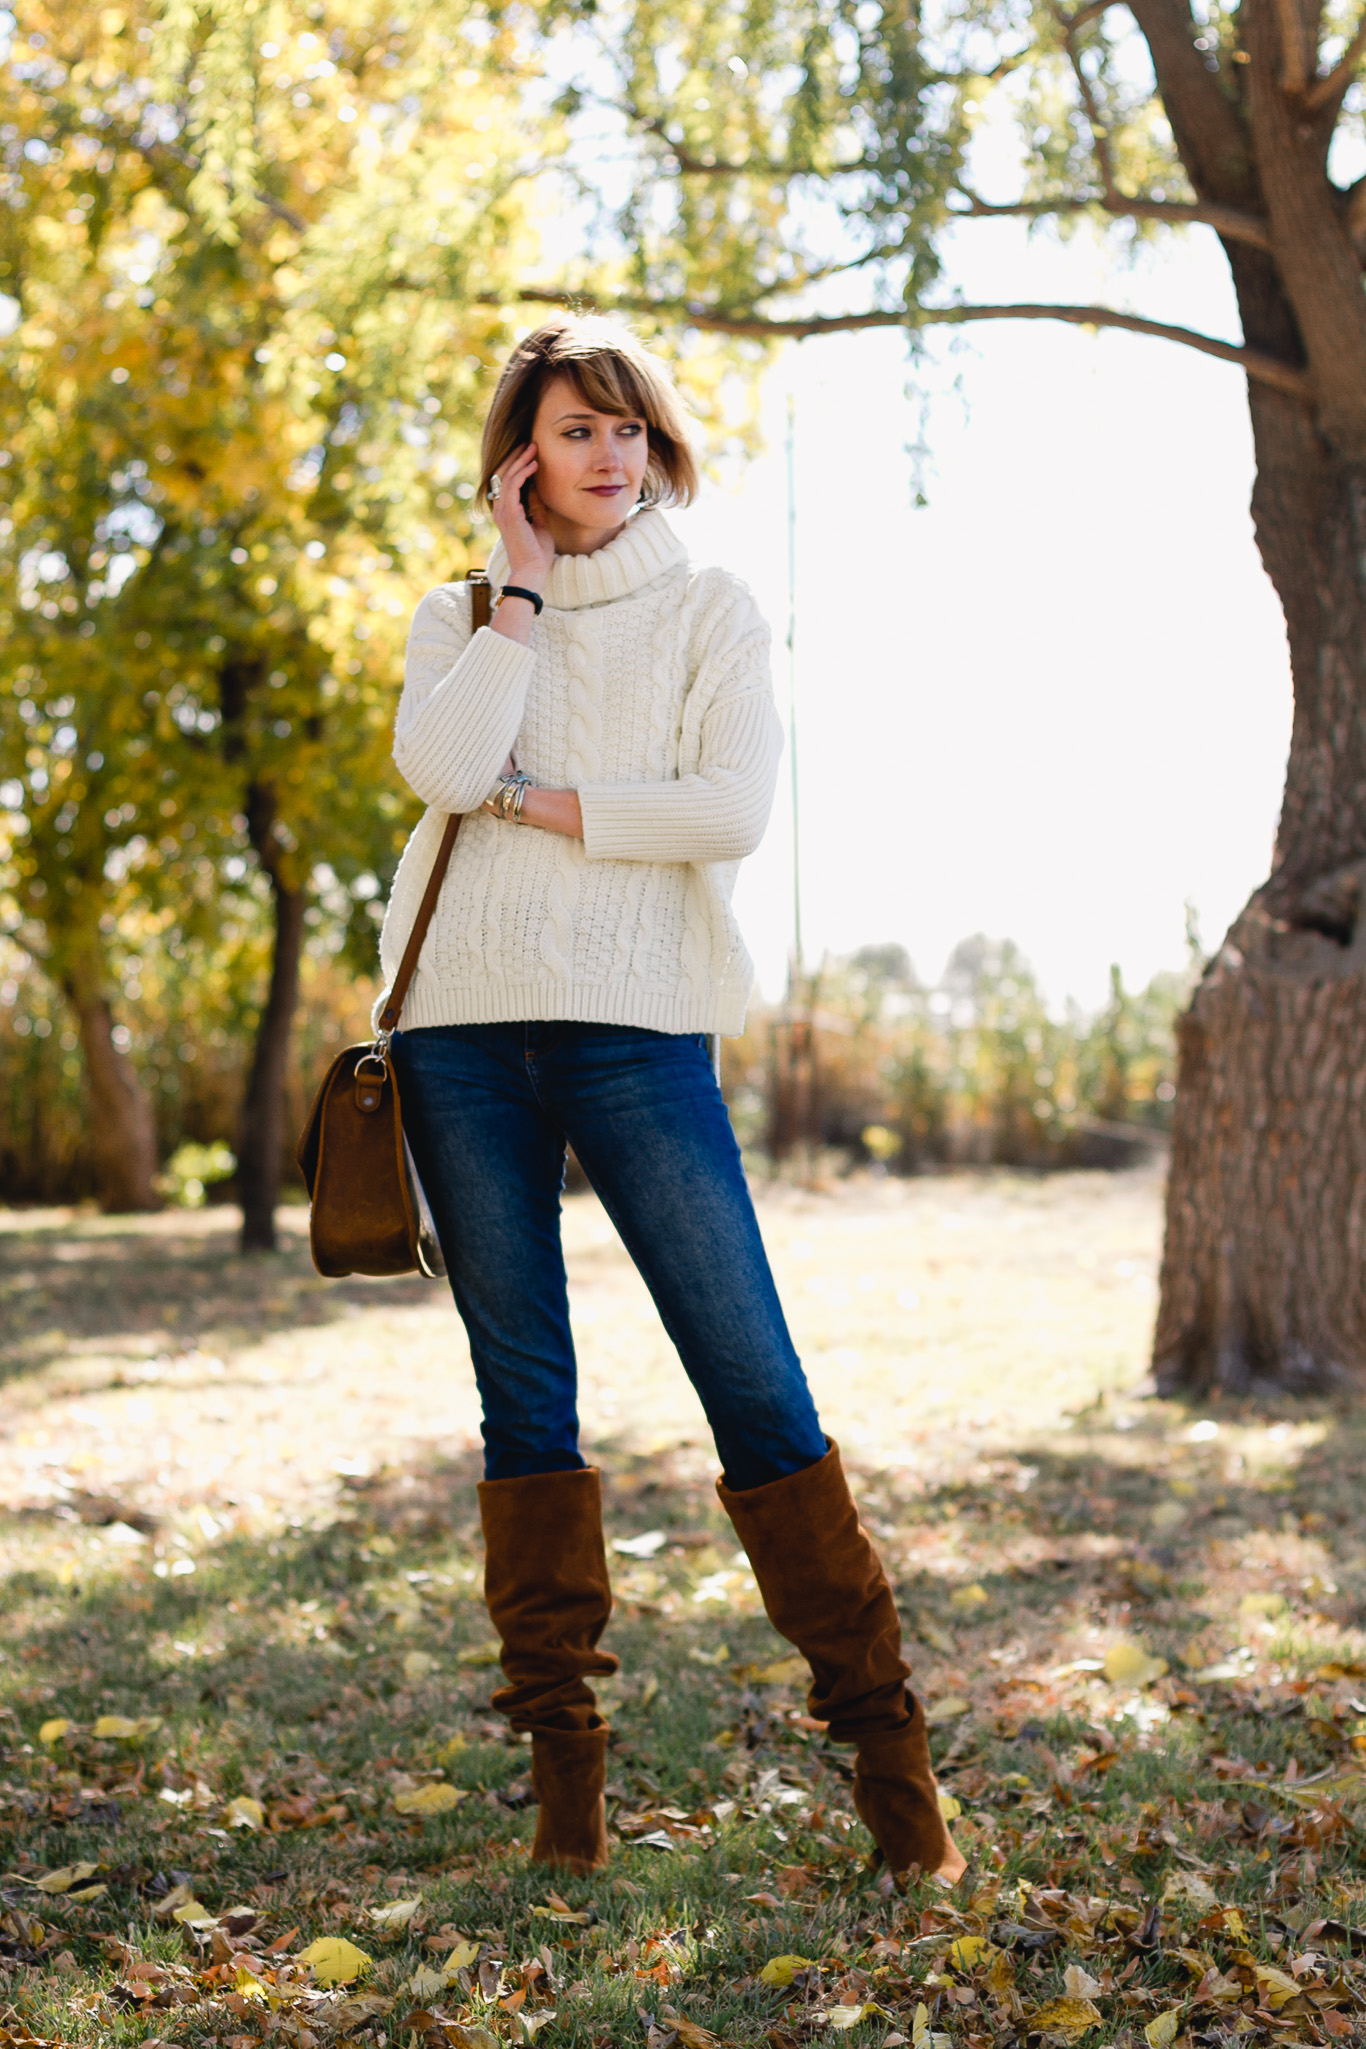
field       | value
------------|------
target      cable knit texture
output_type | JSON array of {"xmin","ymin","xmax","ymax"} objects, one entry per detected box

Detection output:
[{"xmin": 376, "ymin": 511, "xmax": 781, "ymax": 1035}]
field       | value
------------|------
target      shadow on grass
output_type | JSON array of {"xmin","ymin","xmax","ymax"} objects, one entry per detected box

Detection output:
[
  {"xmin": 0, "ymin": 1407, "xmax": 1363, "ymax": 2043},
  {"xmin": 0, "ymin": 1208, "xmax": 442, "ymax": 1386}
]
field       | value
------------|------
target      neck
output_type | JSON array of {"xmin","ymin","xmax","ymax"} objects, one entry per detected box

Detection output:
[{"xmin": 542, "ymin": 509, "xmax": 629, "ymax": 557}]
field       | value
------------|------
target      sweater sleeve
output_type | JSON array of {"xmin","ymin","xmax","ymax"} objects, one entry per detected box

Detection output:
[
  {"xmin": 392, "ymin": 583, "xmax": 536, "ymax": 813},
  {"xmin": 577, "ymin": 588, "xmax": 782, "ymax": 865}
]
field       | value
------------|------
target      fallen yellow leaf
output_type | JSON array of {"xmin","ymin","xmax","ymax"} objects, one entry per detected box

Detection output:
[
  {"xmin": 1104, "ymin": 1642, "xmax": 1169, "ymax": 1687},
  {"xmin": 753, "ymin": 1654, "xmax": 808, "ymax": 1685},
  {"xmin": 148, "ymin": 1883, "xmax": 195, "ymax": 1921},
  {"xmin": 1145, "ymin": 2010, "xmax": 1182, "ymax": 2049},
  {"xmin": 1025, "ymin": 1995, "xmax": 1103, "ymax": 2041},
  {"xmin": 66, "ymin": 1884, "xmax": 107, "ymax": 1903},
  {"xmin": 913, "ymin": 1611, "xmax": 957, "ymax": 1654},
  {"xmin": 38, "ymin": 1720, "xmax": 71, "ymax": 1746},
  {"xmin": 1254, "ymin": 1965, "xmax": 1300, "ymax": 2010},
  {"xmin": 35, "ymin": 1864, "xmax": 99, "ymax": 1895},
  {"xmin": 948, "ymin": 1936, "xmax": 993, "ymax": 1971},
  {"xmin": 235, "ymin": 1962, "xmax": 268, "ymax": 2002},
  {"xmin": 909, "ymin": 2006, "xmax": 955, "ymax": 2049},
  {"xmin": 949, "ymin": 1583, "xmax": 989, "ymax": 1609},
  {"xmin": 455, "ymin": 1642, "xmax": 502, "ymax": 1667},
  {"xmin": 828, "ymin": 2005, "xmax": 874, "ymax": 2030},
  {"xmin": 403, "ymin": 1650, "xmax": 438, "ymax": 1681},
  {"xmin": 92, "ymin": 1714, "xmax": 161, "ymax": 1740},
  {"xmin": 937, "ymin": 1790, "xmax": 962, "ymax": 1821},
  {"xmin": 1064, "ymin": 1966, "xmax": 1103, "ymax": 2000},
  {"xmin": 529, "ymin": 1903, "xmax": 593, "ymax": 1925},
  {"xmin": 1284, "ymin": 1769, "xmax": 1364, "ymax": 1806},
  {"xmin": 659, "ymin": 2010, "xmax": 721, "ymax": 2048},
  {"xmin": 369, "ymin": 1896, "xmax": 423, "ymax": 1927},
  {"xmin": 393, "ymin": 1782, "xmax": 465, "ymax": 1816},
  {"xmin": 224, "ymin": 1795, "xmax": 264, "ymax": 1831},
  {"xmin": 408, "ymin": 1965, "xmax": 449, "ymax": 2001},
  {"xmin": 298, "ymin": 1936, "xmax": 373, "ymax": 1985},
  {"xmin": 172, "ymin": 1900, "xmax": 217, "ymax": 1927},
  {"xmin": 514, "ymin": 2013, "xmax": 558, "ymax": 2045},
  {"xmin": 1239, "ymin": 1592, "xmax": 1288, "ymax": 1620},
  {"xmin": 759, "ymin": 1954, "xmax": 815, "ymax": 1986},
  {"xmin": 441, "ymin": 1939, "xmax": 480, "ymax": 1974},
  {"xmin": 926, "ymin": 1696, "xmax": 970, "ymax": 1724}
]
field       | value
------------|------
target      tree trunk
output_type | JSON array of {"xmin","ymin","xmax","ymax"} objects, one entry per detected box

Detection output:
[
  {"xmin": 1144, "ymin": 0, "xmax": 1366, "ymax": 1394},
  {"xmin": 1154, "ymin": 397, "xmax": 1366, "ymax": 1393},
  {"xmin": 60, "ymin": 950, "xmax": 159, "ymax": 1214},
  {"xmin": 237, "ymin": 783, "xmax": 307, "ymax": 1253}
]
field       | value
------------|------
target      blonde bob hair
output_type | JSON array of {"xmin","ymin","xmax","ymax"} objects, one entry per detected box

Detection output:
[{"xmin": 479, "ymin": 314, "xmax": 698, "ymax": 512}]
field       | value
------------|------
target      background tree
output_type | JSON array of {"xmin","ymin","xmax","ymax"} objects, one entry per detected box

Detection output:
[
  {"xmin": 0, "ymin": 0, "xmax": 535, "ymax": 1237},
  {"xmin": 541, "ymin": 0, "xmax": 1366, "ymax": 1389}
]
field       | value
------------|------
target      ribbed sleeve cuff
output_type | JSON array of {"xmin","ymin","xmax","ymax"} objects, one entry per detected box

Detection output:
[{"xmin": 578, "ymin": 781, "xmax": 767, "ymax": 863}]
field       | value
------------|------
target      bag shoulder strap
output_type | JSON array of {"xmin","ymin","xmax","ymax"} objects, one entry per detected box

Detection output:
[{"xmin": 377, "ymin": 570, "xmax": 492, "ymax": 1034}]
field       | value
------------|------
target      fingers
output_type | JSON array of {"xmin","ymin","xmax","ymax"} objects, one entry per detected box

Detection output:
[{"xmin": 493, "ymin": 443, "xmax": 537, "ymax": 505}]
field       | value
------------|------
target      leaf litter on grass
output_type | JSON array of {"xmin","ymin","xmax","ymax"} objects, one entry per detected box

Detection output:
[{"xmin": 3, "ymin": 1177, "xmax": 1366, "ymax": 2046}]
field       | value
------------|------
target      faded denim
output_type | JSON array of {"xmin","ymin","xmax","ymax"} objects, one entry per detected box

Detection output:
[{"xmin": 392, "ymin": 1021, "xmax": 827, "ymax": 1490}]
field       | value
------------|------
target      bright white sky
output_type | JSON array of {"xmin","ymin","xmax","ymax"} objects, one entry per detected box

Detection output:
[{"xmin": 668, "ymin": 216, "xmax": 1293, "ymax": 1012}]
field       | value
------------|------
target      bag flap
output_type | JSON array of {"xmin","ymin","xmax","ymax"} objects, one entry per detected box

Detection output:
[{"xmin": 295, "ymin": 1043, "xmax": 372, "ymax": 1193}]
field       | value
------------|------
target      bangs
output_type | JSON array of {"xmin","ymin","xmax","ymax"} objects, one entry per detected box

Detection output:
[{"xmin": 560, "ymin": 352, "xmax": 661, "ymax": 427}]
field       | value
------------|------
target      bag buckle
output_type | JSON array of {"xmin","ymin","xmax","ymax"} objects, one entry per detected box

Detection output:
[{"xmin": 354, "ymin": 1047, "xmax": 389, "ymax": 1115}]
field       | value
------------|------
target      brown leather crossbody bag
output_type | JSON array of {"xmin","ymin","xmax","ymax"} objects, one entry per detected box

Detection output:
[{"xmin": 295, "ymin": 571, "xmax": 492, "ymax": 1278}]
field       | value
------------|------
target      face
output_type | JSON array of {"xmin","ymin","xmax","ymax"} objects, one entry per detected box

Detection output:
[{"xmin": 526, "ymin": 373, "xmax": 651, "ymax": 536}]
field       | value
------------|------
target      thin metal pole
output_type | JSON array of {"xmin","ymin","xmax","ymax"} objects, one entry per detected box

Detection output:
[{"xmin": 786, "ymin": 393, "xmax": 802, "ymax": 983}]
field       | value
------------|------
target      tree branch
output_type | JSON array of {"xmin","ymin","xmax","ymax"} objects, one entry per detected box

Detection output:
[
  {"xmin": 504, "ymin": 285, "xmax": 1313, "ymax": 399},
  {"xmin": 1051, "ymin": 0, "xmax": 1121, "ymax": 203},
  {"xmin": 950, "ymin": 186, "xmax": 1273, "ymax": 248},
  {"xmin": 1126, "ymin": 0, "xmax": 1258, "ymax": 207},
  {"xmin": 1273, "ymin": 0, "xmax": 1312, "ymax": 93},
  {"xmin": 1060, "ymin": 0, "xmax": 1126, "ymax": 24},
  {"xmin": 1305, "ymin": 1, "xmax": 1366, "ymax": 110}
]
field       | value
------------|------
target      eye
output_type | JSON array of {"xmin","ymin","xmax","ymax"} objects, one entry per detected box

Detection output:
[{"xmin": 618, "ymin": 421, "xmax": 644, "ymax": 436}]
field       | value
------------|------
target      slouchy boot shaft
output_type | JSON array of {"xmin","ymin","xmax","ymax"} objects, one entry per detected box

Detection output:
[
  {"xmin": 479, "ymin": 1466, "xmax": 618, "ymax": 1733},
  {"xmin": 479, "ymin": 1466, "xmax": 617, "ymax": 1871},
  {"xmin": 718, "ymin": 1440, "xmax": 950, "ymax": 1877}
]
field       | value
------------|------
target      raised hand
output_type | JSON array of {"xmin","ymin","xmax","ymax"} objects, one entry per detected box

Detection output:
[{"xmin": 490, "ymin": 443, "xmax": 553, "ymax": 588}]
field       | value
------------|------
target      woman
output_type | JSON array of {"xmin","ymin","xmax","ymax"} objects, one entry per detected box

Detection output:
[{"xmin": 381, "ymin": 314, "xmax": 964, "ymax": 1886}]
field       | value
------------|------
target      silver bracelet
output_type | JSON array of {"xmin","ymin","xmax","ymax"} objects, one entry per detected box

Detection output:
[{"xmin": 494, "ymin": 771, "xmax": 530, "ymax": 821}]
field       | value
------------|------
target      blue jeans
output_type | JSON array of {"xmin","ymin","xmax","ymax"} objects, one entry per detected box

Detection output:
[{"xmin": 391, "ymin": 1022, "xmax": 827, "ymax": 1490}]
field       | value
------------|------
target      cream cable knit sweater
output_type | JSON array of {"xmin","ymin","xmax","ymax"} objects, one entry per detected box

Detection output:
[{"xmin": 375, "ymin": 510, "xmax": 781, "ymax": 1036}]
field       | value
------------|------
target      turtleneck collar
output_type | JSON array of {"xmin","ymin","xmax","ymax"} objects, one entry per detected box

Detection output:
[{"xmin": 486, "ymin": 508, "xmax": 687, "ymax": 611}]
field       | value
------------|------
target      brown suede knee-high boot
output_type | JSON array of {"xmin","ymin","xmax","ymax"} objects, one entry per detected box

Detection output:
[
  {"xmin": 718, "ymin": 1441, "xmax": 952, "ymax": 1879},
  {"xmin": 479, "ymin": 1467, "xmax": 618, "ymax": 1874}
]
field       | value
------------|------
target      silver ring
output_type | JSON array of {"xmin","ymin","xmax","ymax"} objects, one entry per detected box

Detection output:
[{"xmin": 488, "ymin": 474, "xmax": 501, "ymax": 501}]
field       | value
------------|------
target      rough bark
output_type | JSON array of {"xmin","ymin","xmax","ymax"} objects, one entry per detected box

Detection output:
[
  {"xmin": 59, "ymin": 947, "xmax": 159, "ymax": 1214},
  {"xmin": 1141, "ymin": 0, "xmax": 1366, "ymax": 1391},
  {"xmin": 236, "ymin": 780, "xmax": 307, "ymax": 1254}
]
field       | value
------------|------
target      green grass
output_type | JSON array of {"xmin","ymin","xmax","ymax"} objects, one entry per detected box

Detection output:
[{"xmin": 0, "ymin": 1420, "xmax": 1364, "ymax": 2048}]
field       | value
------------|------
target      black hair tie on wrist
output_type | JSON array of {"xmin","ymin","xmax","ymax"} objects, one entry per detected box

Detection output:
[{"xmin": 499, "ymin": 585, "xmax": 544, "ymax": 615}]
